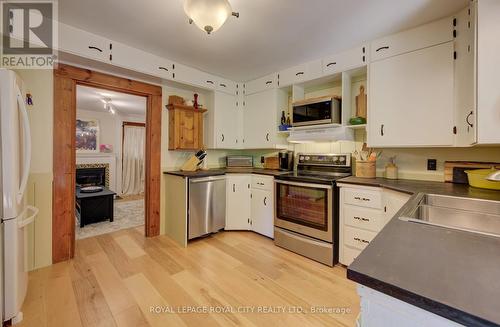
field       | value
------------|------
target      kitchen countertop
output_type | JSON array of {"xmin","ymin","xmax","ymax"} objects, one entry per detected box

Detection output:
[
  {"xmin": 338, "ymin": 176, "xmax": 500, "ymax": 326},
  {"xmin": 164, "ymin": 167, "xmax": 290, "ymax": 178}
]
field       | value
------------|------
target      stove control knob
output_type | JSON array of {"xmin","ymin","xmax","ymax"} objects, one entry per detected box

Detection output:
[
  {"xmin": 299, "ymin": 156, "xmax": 305, "ymax": 161},
  {"xmin": 339, "ymin": 156, "xmax": 346, "ymax": 162},
  {"xmin": 305, "ymin": 156, "xmax": 310, "ymax": 161}
]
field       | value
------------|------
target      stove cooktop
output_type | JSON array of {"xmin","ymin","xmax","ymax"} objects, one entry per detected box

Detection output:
[{"xmin": 276, "ymin": 171, "xmax": 351, "ymax": 184}]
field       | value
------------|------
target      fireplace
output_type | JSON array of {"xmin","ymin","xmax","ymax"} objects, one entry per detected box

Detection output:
[{"xmin": 76, "ymin": 163, "xmax": 110, "ymax": 188}]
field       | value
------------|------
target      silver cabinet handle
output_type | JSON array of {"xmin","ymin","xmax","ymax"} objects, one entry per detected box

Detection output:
[
  {"xmin": 206, "ymin": 80, "xmax": 214, "ymax": 84},
  {"xmin": 221, "ymin": 134, "xmax": 225, "ymax": 142},
  {"xmin": 380, "ymin": 124, "xmax": 384, "ymax": 136},
  {"xmin": 376, "ymin": 46, "xmax": 389, "ymax": 52},
  {"xmin": 265, "ymin": 80, "xmax": 273, "ymax": 85},
  {"xmin": 466, "ymin": 111, "xmax": 474, "ymax": 128},
  {"xmin": 220, "ymin": 83, "xmax": 227, "ymax": 88},
  {"xmin": 265, "ymin": 133, "xmax": 269, "ymax": 141},
  {"xmin": 263, "ymin": 197, "xmax": 267, "ymax": 206},
  {"xmin": 354, "ymin": 237, "xmax": 370, "ymax": 244},
  {"xmin": 354, "ymin": 216, "xmax": 370, "ymax": 222},
  {"xmin": 158, "ymin": 66, "xmax": 169, "ymax": 72},
  {"xmin": 326, "ymin": 62, "xmax": 336, "ymax": 67},
  {"xmin": 354, "ymin": 196, "xmax": 370, "ymax": 201},
  {"xmin": 295, "ymin": 71, "xmax": 304, "ymax": 76}
]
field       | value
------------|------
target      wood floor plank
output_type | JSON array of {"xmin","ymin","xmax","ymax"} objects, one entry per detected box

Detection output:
[
  {"xmin": 21, "ymin": 229, "xmax": 360, "ymax": 327},
  {"xmin": 113, "ymin": 234, "xmax": 146, "ymax": 259},
  {"xmin": 123, "ymin": 273, "xmax": 187, "ymax": 327}
]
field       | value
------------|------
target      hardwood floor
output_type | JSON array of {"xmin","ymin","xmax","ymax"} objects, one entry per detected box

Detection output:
[{"xmin": 19, "ymin": 228, "xmax": 360, "ymax": 327}]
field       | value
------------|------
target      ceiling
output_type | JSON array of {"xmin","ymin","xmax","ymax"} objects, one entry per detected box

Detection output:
[
  {"xmin": 59, "ymin": 0, "xmax": 468, "ymax": 81},
  {"xmin": 76, "ymin": 85, "xmax": 146, "ymax": 116}
]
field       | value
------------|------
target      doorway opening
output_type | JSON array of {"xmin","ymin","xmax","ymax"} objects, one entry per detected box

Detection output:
[
  {"xmin": 75, "ymin": 85, "xmax": 147, "ymax": 240},
  {"xmin": 53, "ymin": 64, "xmax": 162, "ymax": 263}
]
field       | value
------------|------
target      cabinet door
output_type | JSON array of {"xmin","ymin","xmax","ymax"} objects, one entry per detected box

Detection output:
[
  {"xmin": 323, "ymin": 45, "xmax": 367, "ymax": 76},
  {"xmin": 216, "ymin": 77, "xmax": 237, "ymax": 95},
  {"xmin": 173, "ymin": 64, "xmax": 214, "ymax": 89},
  {"xmin": 368, "ymin": 42, "xmax": 454, "ymax": 147},
  {"xmin": 383, "ymin": 190, "xmax": 411, "ymax": 224},
  {"xmin": 251, "ymin": 189, "xmax": 274, "ymax": 238},
  {"xmin": 170, "ymin": 110, "xmax": 203, "ymax": 150},
  {"xmin": 244, "ymin": 90, "xmax": 276, "ymax": 148},
  {"xmin": 111, "ymin": 41, "xmax": 173, "ymax": 80},
  {"xmin": 245, "ymin": 73, "xmax": 277, "ymax": 95},
  {"xmin": 225, "ymin": 175, "xmax": 251, "ymax": 230},
  {"xmin": 370, "ymin": 17, "xmax": 453, "ymax": 62},
  {"xmin": 214, "ymin": 92, "xmax": 238, "ymax": 148},
  {"xmin": 59, "ymin": 23, "xmax": 110, "ymax": 62}
]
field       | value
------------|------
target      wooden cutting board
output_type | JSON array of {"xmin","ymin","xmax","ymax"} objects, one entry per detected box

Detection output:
[
  {"xmin": 444, "ymin": 161, "xmax": 500, "ymax": 183},
  {"xmin": 355, "ymin": 85, "xmax": 367, "ymax": 119}
]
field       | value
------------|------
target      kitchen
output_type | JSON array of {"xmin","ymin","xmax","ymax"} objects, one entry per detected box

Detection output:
[{"xmin": 1, "ymin": 0, "xmax": 500, "ymax": 326}]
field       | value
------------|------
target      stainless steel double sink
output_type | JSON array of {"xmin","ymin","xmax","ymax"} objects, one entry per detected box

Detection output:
[{"xmin": 399, "ymin": 193, "xmax": 500, "ymax": 238}]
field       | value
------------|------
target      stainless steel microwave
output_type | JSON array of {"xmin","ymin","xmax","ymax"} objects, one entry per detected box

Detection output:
[{"xmin": 292, "ymin": 96, "xmax": 341, "ymax": 127}]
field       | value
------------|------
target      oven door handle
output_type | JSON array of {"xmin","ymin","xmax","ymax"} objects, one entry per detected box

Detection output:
[{"xmin": 274, "ymin": 179, "xmax": 333, "ymax": 190}]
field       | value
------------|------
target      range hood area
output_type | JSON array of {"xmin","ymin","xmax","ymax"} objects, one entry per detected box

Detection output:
[{"xmin": 287, "ymin": 126, "xmax": 354, "ymax": 143}]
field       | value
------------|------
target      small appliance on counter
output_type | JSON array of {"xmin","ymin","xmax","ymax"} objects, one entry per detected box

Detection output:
[
  {"xmin": 181, "ymin": 149, "xmax": 207, "ymax": 172},
  {"xmin": 226, "ymin": 155, "xmax": 253, "ymax": 168},
  {"xmin": 278, "ymin": 150, "xmax": 294, "ymax": 171}
]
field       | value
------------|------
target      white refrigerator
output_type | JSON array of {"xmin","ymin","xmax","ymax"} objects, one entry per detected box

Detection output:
[{"xmin": 0, "ymin": 69, "xmax": 39, "ymax": 324}]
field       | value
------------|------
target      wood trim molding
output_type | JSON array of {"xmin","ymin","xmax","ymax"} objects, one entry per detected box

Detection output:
[{"xmin": 53, "ymin": 64, "xmax": 162, "ymax": 263}]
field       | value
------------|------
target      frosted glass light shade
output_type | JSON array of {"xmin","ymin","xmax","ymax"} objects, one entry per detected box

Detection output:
[{"xmin": 184, "ymin": 0, "xmax": 233, "ymax": 34}]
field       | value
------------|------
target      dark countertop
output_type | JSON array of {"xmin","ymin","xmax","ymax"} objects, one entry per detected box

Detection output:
[
  {"xmin": 164, "ymin": 168, "xmax": 289, "ymax": 178},
  {"xmin": 339, "ymin": 177, "xmax": 500, "ymax": 326}
]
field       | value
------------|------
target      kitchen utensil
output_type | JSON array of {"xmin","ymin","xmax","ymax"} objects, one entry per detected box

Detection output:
[
  {"xmin": 355, "ymin": 85, "xmax": 367, "ymax": 119},
  {"xmin": 355, "ymin": 160, "xmax": 376, "ymax": 178},
  {"xmin": 465, "ymin": 168, "xmax": 500, "ymax": 190}
]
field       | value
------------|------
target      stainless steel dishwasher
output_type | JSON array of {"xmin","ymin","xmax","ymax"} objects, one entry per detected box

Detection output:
[{"xmin": 188, "ymin": 176, "xmax": 226, "ymax": 240}]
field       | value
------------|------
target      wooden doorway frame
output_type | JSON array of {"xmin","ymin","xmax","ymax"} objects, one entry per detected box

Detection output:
[{"xmin": 53, "ymin": 64, "xmax": 162, "ymax": 263}]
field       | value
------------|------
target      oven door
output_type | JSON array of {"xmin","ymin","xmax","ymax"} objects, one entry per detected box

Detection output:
[{"xmin": 274, "ymin": 180, "xmax": 333, "ymax": 242}]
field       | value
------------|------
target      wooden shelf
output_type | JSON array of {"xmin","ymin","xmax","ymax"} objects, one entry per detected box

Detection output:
[{"xmin": 346, "ymin": 124, "xmax": 367, "ymax": 129}]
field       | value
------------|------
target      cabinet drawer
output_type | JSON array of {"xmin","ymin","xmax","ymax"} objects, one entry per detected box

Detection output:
[
  {"xmin": 341, "ymin": 245, "xmax": 362, "ymax": 266},
  {"xmin": 343, "ymin": 188, "xmax": 382, "ymax": 209},
  {"xmin": 344, "ymin": 204, "xmax": 384, "ymax": 232},
  {"xmin": 344, "ymin": 226, "xmax": 376, "ymax": 251},
  {"xmin": 251, "ymin": 175, "xmax": 274, "ymax": 191},
  {"xmin": 370, "ymin": 17, "xmax": 452, "ymax": 62}
]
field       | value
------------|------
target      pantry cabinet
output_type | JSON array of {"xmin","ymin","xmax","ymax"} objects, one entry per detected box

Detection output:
[
  {"xmin": 338, "ymin": 184, "xmax": 410, "ymax": 266},
  {"xmin": 225, "ymin": 175, "xmax": 251, "ymax": 230},
  {"xmin": 206, "ymin": 92, "xmax": 239, "ymax": 149},
  {"xmin": 368, "ymin": 42, "xmax": 455, "ymax": 147}
]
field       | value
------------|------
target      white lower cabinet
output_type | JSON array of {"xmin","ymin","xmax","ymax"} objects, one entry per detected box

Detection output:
[
  {"xmin": 338, "ymin": 184, "xmax": 410, "ymax": 266},
  {"xmin": 225, "ymin": 175, "xmax": 251, "ymax": 230},
  {"xmin": 225, "ymin": 174, "xmax": 274, "ymax": 238}
]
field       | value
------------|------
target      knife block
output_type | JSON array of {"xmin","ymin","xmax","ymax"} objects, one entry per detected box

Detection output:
[{"xmin": 181, "ymin": 155, "xmax": 201, "ymax": 172}]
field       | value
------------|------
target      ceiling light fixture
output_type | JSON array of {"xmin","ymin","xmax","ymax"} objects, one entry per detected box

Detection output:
[
  {"xmin": 184, "ymin": 0, "xmax": 239, "ymax": 35},
  {"xmin": 102, "ymin": 98, "xmax": 116, "ymax": 115}
]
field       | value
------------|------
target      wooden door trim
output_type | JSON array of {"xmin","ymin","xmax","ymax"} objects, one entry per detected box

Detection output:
[{"xmin": 53, "ymin": 63, "xmax": 162, "ymax": 263}]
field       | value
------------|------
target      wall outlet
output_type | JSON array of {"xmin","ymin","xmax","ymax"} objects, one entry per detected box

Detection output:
[
  {"xmin": 427, "ymin": 159, "xmax": 437, "ymax": 171},
  {"xmin": 260, "ymin": 156, "xmax": 265, "ymax": 164}
]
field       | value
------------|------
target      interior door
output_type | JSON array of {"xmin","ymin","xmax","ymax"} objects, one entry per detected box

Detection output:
[
  {"xmin": 368, "ymin": 42, "xmax": 454, "ymax": 147},
  {"xmin": 225, "ymin": 175, "xmax": 251, "ymax": 230}
]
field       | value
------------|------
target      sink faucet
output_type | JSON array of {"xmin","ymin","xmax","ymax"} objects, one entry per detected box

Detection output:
[{"xmin": 487, "ymin": 170, "xmax": 500, "ymax": 182}]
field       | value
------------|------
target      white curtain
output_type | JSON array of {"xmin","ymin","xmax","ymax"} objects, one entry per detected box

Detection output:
[{"xmin": 122, "ymin": 125, "xmax": 145, "ymax": 195}]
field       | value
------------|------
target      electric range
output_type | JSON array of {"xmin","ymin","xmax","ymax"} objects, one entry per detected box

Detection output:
[{"xmin": 274, "ymin": 153, "xmax": 352, "ymax": 266}]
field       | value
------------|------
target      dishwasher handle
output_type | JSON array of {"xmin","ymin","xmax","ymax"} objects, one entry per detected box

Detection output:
[{"xmin": 189, "ymin": 176, "xmax": 226, "ymax": 183}]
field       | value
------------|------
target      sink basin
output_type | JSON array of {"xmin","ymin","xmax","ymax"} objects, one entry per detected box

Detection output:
[{"xmin": 400, "ymin": 194, "xmax": 500, "ymax": 238}]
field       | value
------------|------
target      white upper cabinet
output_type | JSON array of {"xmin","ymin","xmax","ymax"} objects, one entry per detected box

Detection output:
[
  {"xmin": 243, "ymin": 88, "xmax": 288, "ymax": 149},
  {"xmin": 173, "ymin": 63, "xmax": 216, "ymax": 89},
  {"xmin": 278, "ymin": 60, "xmax": 323, "ymax": 87},
  {"xmin": 245, "ymin": 73, "xmax": 278, "ymax": 95},
  {"xmin": 59, "ymin": 23, "xmax": 110, "ymax": 62},
  {"xmin": 370, "ymin": 17, "xmax": 453, "ymax": 62},
  {"xmin": 206, "ymin": 91, "xmax": 239, "ymax": 149},
  {"xmin": 110, "ymin": 41, "xmax": 173, "ymax": 80},
  {"xmin": 216, "ymin": 77, "xmax": 237, "ymax": 95},
  {"xmin": 322, "ymin": 45, "xmax": 368, "ymax": 76},
  {"xmin": 368, "ymin": 42, "xmax": 455, "ymax": 147},
  {"xmin": 476, "ymin": 0, "xmax": 500, "ymax": 144}
]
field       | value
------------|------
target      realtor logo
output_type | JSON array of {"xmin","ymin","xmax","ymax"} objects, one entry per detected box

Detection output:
[{"xmin": 1, "ymin": 1, "xmax": 57, "ymax": 69}]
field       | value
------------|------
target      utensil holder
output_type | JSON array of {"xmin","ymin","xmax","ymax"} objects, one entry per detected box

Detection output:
[{"xmin": 356, "ymin": 160, "xmax": 376, "ymax": 178}]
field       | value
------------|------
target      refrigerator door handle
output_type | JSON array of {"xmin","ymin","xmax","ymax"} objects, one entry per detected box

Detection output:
[
  {"xmin": 16, "ymin": 85, "xmax": 31, "ymax": 203},
  {"xmin": 18, "ymin": 205, "xmax": 39, "ymax": 228}
]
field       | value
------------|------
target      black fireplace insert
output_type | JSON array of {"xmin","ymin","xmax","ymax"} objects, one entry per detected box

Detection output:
[{"xmin": 76, "ymin": 167, "xmax": 106, "ymax": 188}]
